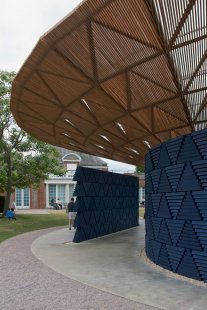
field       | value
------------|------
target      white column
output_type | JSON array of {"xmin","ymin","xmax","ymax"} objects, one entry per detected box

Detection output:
[
  {"xmin": 65, "ymin": 183, "xmax": 70, "ymax": 204},
  {"xmin": 45, "ymin": 183, "xmax": 49, "ymax": 208}
]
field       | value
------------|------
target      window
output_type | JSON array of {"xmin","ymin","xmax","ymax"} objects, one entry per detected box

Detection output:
[
  {"xmin": 49, "ymin": 184, "xmax": 66, "ymax": 204},
  {"xmin": 139, "ymin": 187, "xmax": 145, "ymax": 202},
  {"xmin": 15, "ymin": 188, "xmax": 30, "ymax": 208},
  {"xmin": 49, "ymin": 184, "xmax": 56, "ymax": 204}
]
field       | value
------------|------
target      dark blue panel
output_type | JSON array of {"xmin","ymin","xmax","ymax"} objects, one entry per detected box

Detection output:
[
  {"xmin": 151, "ymin": 145, "xmax": 161, "ymax": 170},
  {"xmin": 166, "ymin": 192, "xmax": 185, "ymax": 219},
  {"xmin": 177, "ymin": 222, "xmax": 202, "ymax": 251},
  {"xmin": 177, "ymin": 192, "xmax": 202, "ymax": 220},
  {"xmin": 192, "ymin": 221, "xmax": 207, "ymax": 251},
  {"xmin": 192, "ymin": 191, "xmax": 207, "ymax": 220},
  {"xmin": 166, "ymin": 245, "xmax": 185, "ymax": 272},
  {"xmin": 151, "ymin": 217, "xmax": 162, "ymax": 240},
  {"xmin": 166, "ymin": 136, "xmax": 183, "ymax": 165},
  {"xmin": 151, "ymin": 240, "xmax": 162, "ymax": 263},
  {"xmin": 157, "ymin": 219, "xmax": 172, "ymax": 245},
  {"xmin": 192, "ymin": 161, "xmax": 207, "ymax": 189},
  {"xmin": 177, "ymin": 249, "xmax": 201, "ymax": 280},
  {"xmin": 166, "ymin": 219, "xmax": 184, "ymax": 246},
  {"xmin": 151, "ymin": 169, "xmax": 162, "ymax": 193},
  {"xmin": 157, "ymin": 143, "xmax": 171, "ymax": 168},
  {"xmin": 177, "ymin": 163, "xmax": 202, "ymax": 191},
  {"xmin": 165, "ymin": 164, "xmax": 184, "ymax": 192},
  {"xmin": 157, "ymin": 195, "xmax": 172, "ymax": 219},
  {"xmin": 192, "ymin": 129, "xmax": 207, "ymax": 160},
  {"xmin": 177, "ymin": 134, "xmax": 202, "ymax": 164},
  {"xmin": 151, "ymin": 194, "xmax": 162, "ymax": 216},
  {"xmin": 192, "ymin": 250, "xmax": 207, "ymax": 281},
  {"xmin": 158, "ymin": 169, "xmax": 171, "ymax": 193},
  {"xmin": 145, "ymin": 173, "xmax": 154, "ymax": 194},
  {"xmin": 145, "ymin": 151, "xmax": 154, "ymax": 173},
  {"xmin": 157, "ymin": 244, "xmax": 171, "ymax": 271}
]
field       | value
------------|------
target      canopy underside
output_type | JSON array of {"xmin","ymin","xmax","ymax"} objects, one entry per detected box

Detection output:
[{"xmin": 11, "ymin": 0, "xmax": 207, "ymax": 165}]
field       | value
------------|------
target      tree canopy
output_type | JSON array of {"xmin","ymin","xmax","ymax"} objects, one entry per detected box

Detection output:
[{"xmin": 0, "ymin": 71, "xmax": 66, "ymax": 213}]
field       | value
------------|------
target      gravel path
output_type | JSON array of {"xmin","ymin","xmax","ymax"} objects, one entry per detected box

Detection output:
[{"xmin": 0, "ymin": 228, "xmax": 160, "ymax": 310}]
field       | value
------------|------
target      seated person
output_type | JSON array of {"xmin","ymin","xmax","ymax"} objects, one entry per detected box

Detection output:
[
  {"xmin": 6, "ymin": 208, "xmax": 16, "ymax": 220},
  {"xmin": 56, "ymin": 198, "xmax": 62, "ymax": 209}
]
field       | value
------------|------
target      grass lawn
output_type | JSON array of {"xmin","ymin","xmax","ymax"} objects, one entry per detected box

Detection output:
[
  {"xmin": 0, "ymin": 208, "xmax": 145, "ymax": 244},
  {"xmin": 0, "ymin": 213, "xmax": 68, "ymax": 243}
]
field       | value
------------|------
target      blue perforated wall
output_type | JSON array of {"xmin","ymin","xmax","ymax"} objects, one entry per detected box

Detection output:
[
  {"xmin": 145, "ymin": 128, "xmax": 207, "ymax": 282},
  {"xmin": 72, "ymin": 167, "xmax": 139, "ymax": 243}
]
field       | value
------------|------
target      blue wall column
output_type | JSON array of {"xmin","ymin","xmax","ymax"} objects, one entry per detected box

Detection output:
[
  {"xmin": 72, "ymin": 167, "xmax": 139, "ymax": 243},
  {"xmin": 145, "ymin": 128, "xmax": 207, "ymax": 282}
]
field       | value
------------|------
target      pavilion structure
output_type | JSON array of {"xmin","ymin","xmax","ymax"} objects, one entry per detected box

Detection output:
[{"xmin": 11, "ymin": 0, "xmax": 207, "ymax": 282}]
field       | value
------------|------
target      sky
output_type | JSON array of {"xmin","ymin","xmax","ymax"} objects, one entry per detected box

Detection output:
[{"xmin": 0, "ymin": 0, "xmax": 135, "ymax": 172}]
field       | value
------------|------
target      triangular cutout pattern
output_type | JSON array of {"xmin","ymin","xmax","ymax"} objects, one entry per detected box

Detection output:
[
  {"xmin": 166, "ymin": 192, "xmax": 185, "ymax": 219},
  {"xmin": 177, "ymin": 135, "xmax": 202, "ymax": 164},
  {"xmin": 146, "ymin": 239, "xmax": 155, "ymax": 262},
  {"xmin": 145, "ymin": 151, "xmax": 154, "ymax": 173},
  {"xmin": 151, "ymin": 194, "xmax": 162, "ymax": 216},
  {"xmin": 192, "ymin": 161, "xmax": 207, "ymax": 190},
  {"xmin": 166, "ymin": 219, "xmax": 185, "ymax": 246},
  {"xmin": 146, "ymin": 195, "xmax": 154, "ymax": 217},
  {"xmin": 192, "ymin": 191, "xmax": 207, "ymax": 220},
  {"xmin": 177, "ymin": 222, "xmax": 202, "ymax": 251},
  {"xmin": 165, "ymin": 164, "xmax": 184, "ymax": 192},
  {"xmin": 151, "ymin": 169, "xmax": 162, "ymax": 193},
  {"xmin": 157, "ymin": 195, "xmax": 172, "ymax": 219},
  {"xmin": 192, "ymin": 250, "xmax": 207, "ymax": 281},
  {"xmin": 177, "ymin": 249, "xmax": 201, "ymax": 281},
  {"xmin": 158, "ymin": 219, "xmax": 172, "ymax": 245},
  {"xmin": 177, "ymin": 163, "xmax": 202, "ymax": 191},
  {"xmin": 158, "ymin": 169, "xmax": 172, "ymax": 193},
  {"xmin": 192, "ymin": 129, "xmax": 207, "ymax": 159},
  {"xmin": 192, "ymin": 222, "xmax": 207, "ymax": 251},
  {"xmin": 151, "ymin": 240, "xmax": 162, "ymax": 263},
  {"xmin": 145, "ymin": 174, "xmax": 154, "ymax": 194},
  {"xmin": 151, "ymin": 217, "xmax": 162, "ymax": 240},
  {"xmin": 166, "ymin": 245, "xmax": 185, "ymax": 272},
  {"xmin": 157, "ymin": 244, "xmax": 172, "ymax": 271},
  {"xmin": 157, "ymin": 144, "xmax": 171, "ymax": 168},
  {"xmin": 146, "ymin": 217, "xmax": 155, "ymax": 240},
  {"xmin": 150, "ymin": 146, "xmax": 161, "ymax": 170},
  {"xmin": 166, "ymin": 136, "xmax": 183, "ymax": 165},
  {"xmin": 177, "ymin": 192, "xmax": 202, "ymax": 220}
]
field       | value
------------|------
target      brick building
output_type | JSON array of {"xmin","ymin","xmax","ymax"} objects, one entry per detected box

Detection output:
[{"xmin": 0, "ymin": 149, "xmax": 108, "ymax": 210}]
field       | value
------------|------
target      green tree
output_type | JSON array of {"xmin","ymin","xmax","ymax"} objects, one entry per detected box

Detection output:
[
  {"xmin": 135, "ymin": 166, "xmax": 145, "ymax": 173},
  {"xmin": 0, "ymin": 71, "xmax": 66, "ymax": 214}
]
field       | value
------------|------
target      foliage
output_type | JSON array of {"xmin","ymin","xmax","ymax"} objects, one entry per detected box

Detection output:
[
  {"xmin": 135, "ymin": 166, "xmax": 145, "ymax": 173},
  {"xmin": 0, "ymin": 213, "xmax": 68, "ymax": 243},
  {"xmin": 0, "ymin": 71, "xmax": 66, "ymax": 213}
]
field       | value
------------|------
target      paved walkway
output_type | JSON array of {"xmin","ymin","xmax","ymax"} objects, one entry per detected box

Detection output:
[
  {"xmin": 31, "ymin": 222, "xmax": 207, "ymax": 310},
  {"xmin": 0, "ymin": 226, "xmax": 158, "ymax": 310},
  {"xmin": 1, "ymin": 222, "xmax": 207, "ymax": 310}
]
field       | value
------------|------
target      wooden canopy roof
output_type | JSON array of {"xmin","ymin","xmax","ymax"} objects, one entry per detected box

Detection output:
[{"xmin": 11, "ymin": 0, "xmax": 207, "ymax": 166}]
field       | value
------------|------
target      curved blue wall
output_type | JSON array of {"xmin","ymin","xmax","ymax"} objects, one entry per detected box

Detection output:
[{"xmin": 145, "ymin": 129, "xmax": 207, "ymax": 282}]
